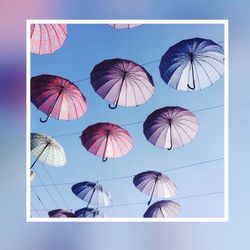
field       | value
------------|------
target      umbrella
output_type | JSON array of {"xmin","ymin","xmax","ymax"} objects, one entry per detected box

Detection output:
[
  {"xmin": 74, "ymin": 208, "xmax": 105, "ymax": 218},
  {"xmin": 30, "ymin": 133, "xmax": 66, "ymax": 169},
  {"xmin": 30, "ymin": 171, "xmax": 36, "ymax": 181},
  {"xmin": 133, "ymin": 171, "xmax": 177, "ymax": 205},
  {"xmin": 71, "ymin": 181, "xmax": 112, "ymax": 208},
  {"xmin": 31, "ymin": 74, "xmax": 87, "ymax": 123},
  {"xmin": 90, "ymin": 58, "xmax": 154, "ymax": 109},
  {"xmin": 159, "ymin": 37, "xmax": 224, "ymax": 91},
  {"xmin": 48, "ymin": 209, "xmax": 75, "ymax": 218},
  {"xmin": 30, "ymin": 24, "xmax": 67, "ymax": 55},
  {"xmin": 143, "ymin": 106, "xmax": 199, "ymax": 150},
  {"xmin": 81, "ymin": 122, "xmax": 133, "ymax": 162},
  {"xmin": 108, "ymin": 24, "xmax": 141, "ymax": 29},
  {"xmin": 144, "ymin": 200, "xmax": 181, "ymax": 218}
]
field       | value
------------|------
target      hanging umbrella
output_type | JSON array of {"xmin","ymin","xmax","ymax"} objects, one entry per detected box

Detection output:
[
  {"xmin": 48, "ymin": 209, "xmax": 75, "ymax": 218},
  {"xmin": 144, "ymin": 200, "xmax": 181, "ymax": 218},
  {"xmin": 108, "ymin": 24, "xmax": 141, "ymax": 29},
  {"xmin": 133, "ymin": 171, "xmax": 177, "ymax": 205},
  {"xmin": 30, "ymin": 171, "xmax": 36, "ymax": 181},
  {"xmin": 31, "ymin": 74, "xmax": 87, "ymax": 123},
  {"xmin": 74, "ymin": 208, "xmax": 105, "ymax": 218},
  {"xmin": 159, "ymin": 37, "xmax": 224, "ymax": 91},
  {"xmin": 30, "ymin": 133, "xmax": 66, "ymax": 169},
  {"xmin": 81, "ymin": 122, "xmax": 133, "ymax": 162},
  {"xmin": 30, "ymin": 24, "xmax": 67, "ymax": 55},
  {"xmin": 143, "ymin": 106, "xmax": 199, "ymax": 150},
  {"xmin": 71, "ymin": 181, "xmax": 112, "ymax": 208},
  {"xmin": 90, "ymin": 58, "xmax": 154, "ymax": 109}
]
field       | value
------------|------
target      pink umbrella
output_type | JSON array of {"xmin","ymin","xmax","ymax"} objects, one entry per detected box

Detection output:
[
  {"xmin": 80, "ymin": 122, "xmax": 133, "ymax": 162},
  {"xmin": 143, "ymin": 106, "xmax": 199, "ymax": 150},
  {"xmin": 90, "ymin": 58, "xmax": 154, "ymax": 109},
  {"xmin": 31, "ymin": 74, "xmax": 87, "ymax": 123},
  {"xmin": 108, "ymin": 24, "xmax": 141, "ymax": 29},
  {"xmin": 48, "ymin": 209, "xmax": 75, "ymax": 218},
  {"xmin": 30, "ymin": 24, "xmax": 67, "ymax": 55}
]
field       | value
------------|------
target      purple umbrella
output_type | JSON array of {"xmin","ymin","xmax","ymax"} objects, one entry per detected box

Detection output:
[
  {"xmin": 48, "ymin": 209, "xmax": 75, "ymax": 218},
  {"xmin": 90, "ymin": 58, "xmax": 154, "ymax": 109},
  {"xmin": 143, "ymin": 200, "xmax": 181, "ymax": 218},
  {"xmin": 74, "ymin": 208, "xmax": 105, "ymax": 218},
  {"xmin": 143, "ymin": 106, "xmax": 199, "ymax": 150},
  {"xmin": 133, "ymin": 171, "xmax": 177, "ymax": 205}
]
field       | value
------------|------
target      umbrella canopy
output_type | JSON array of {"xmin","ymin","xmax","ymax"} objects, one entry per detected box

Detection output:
[
  {"xmin": 144, "ymin": 200, "xmax": 181, "ymax": 218},
  {"xmin": 71, "ymin": 181, "xmax": 112, "ymax": 207},
  {"xmin": 74, "ymin": 208, "xmax": 105, "ymax": 218},
  {"xmin": 48, "ymin": 209, "xmax": 75, "ymax": 218},
  {"xmin": 30, "ymin": 133, "xmax": 66, "ymax": 168},
  {"xmin": 31, "ymin": 74, "xmax": 87, "ymax": 123},
  {"xmin": 30, "ymin": 171, "xmax": 36, "ymax": 181},
  {"xmin": 143, "ymin": 106, "xmax": 199, "ymax": 150},
  {"xmin": 90, "ymin": 58, "xmax": 154, "ymax": 109},
  {"xmin": 159, "ymin": 37, "xmax": 224, "ymax": 91},
  {"xmin": 108, "ymin": 24, "xmax": 141, "ymax": 29},
  {"xmin": 30, "ymin": 24, "xmax": 67, "ymax": 55},
  {"xmin": 133, "ymin": 171, "xmax": 177, "ymax": 205},
  {"xmin": 81, "ymin": 122, "xmax": 133, "ymax": 162}
]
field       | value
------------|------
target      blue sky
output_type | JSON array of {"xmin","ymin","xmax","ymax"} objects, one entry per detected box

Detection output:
[{"xmin": 30, "ymin": 23, "xmax": 224, "ymax": 218}]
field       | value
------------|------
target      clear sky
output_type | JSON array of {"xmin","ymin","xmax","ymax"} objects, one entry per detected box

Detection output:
[{"xmin": 30, "ymin": 23, "xmax": 224, "ymax": 218}]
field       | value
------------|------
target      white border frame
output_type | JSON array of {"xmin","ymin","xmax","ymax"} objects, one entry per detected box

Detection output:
[{"xmin": 26, "ymin": 19, "xmax": 229, "ymax": 223}]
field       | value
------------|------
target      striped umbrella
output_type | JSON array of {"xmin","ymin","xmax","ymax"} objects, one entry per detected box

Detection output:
[
  {"xmin": 30, "ymin": 24, "xmax": 67, "ymax": 55},
  {"xmin": 133, "ymin": 171, "xmax": 177, "ymax": 205},
  {"xmin": 108, "ymin": 24, "xmax": 141, "ymax": 29},
  {"xmin": 74, "ymin": 208, "xmax": 105, "ymax": 218},
  {"xmin": 48, "ymin": 209, "xmax": 75, "ymax": 218},
  {"xmin": 30, "ymin": 133, "xmax": 66, "ymax": 169},
  {"xmin": 31, "ymin": 74, "xmax": 87, "ymax": 123},
  {"xmin": 81, "ymin": 122, "xmax": 133, "ymax": 162},
  {"xmin": 144, "ymin": 200, "xmax": 181, "ymax": 218},
  {"xmin": 159, "ymin": 37, "xmax": 224, "ymax": 91},
  {"xmin": 143, "ymin": 106, "xmax": 199, "ymax": 150},
  {"xmin": 90, "ymin": 58, "xmax": 154, "ymax": 109},
  {"xmin": 71, "ymin": 181, "xmax": 112, "ymax": 208}
]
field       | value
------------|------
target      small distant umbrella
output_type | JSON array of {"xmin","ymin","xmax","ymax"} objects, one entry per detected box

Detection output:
[
  {"xmin": 30, "ymin": 24, "xmax": 67, "ymax": 55},
  {"xmin": 144, "ymin": 200, "xmax": 181, "ymax": 218},
  {"xmin": 90, "ymin": 58, "xmax": 154, "ymax": 109},
  {"xmin": 75, "ymin": 208, "xmax": 105, "ymax": 218},
  {"xmin": 30, "ymin": 171, "xmax": 36, "ymax": 181},
  {"xmin": 108, "ymin": 24, "xmax": 141, "ymax": 29},
  {"xmin": 81, "ymin": 122, "xmax": 133, "ymax": 162},
  {"xmin": 133, "ymin": 171, "xmax": 177, "ymax": 205},
  {"xmin": 71, "ymin": 181, "xmax": 112, "ymax": 208},
  {"xmin": 143, "ymin": 106, "xmax": 199, "ymax": 150},
  {"xmin": 159, "ymin": 37, "xmax": 224, "ymax": 91},
  {"xmin": 31, "ymin": 74, "xmax": 87, "ymax": 123},
  {"xmin": 48, "ymin": 209, "xmax": 75, "ymax": 218},
  {"xmin": 30, "ymin": 133, "xmax": 66, "ymax": 169}
]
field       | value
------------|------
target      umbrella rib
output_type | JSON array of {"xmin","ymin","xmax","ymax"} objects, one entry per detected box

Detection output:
[
  {"xmin": 194, "ymin": 59, "xmax": 215, "ymax": 85},
  {"xmin": 197, "ymin": 57, "xmax": 223, "ymax": 77},
  {"xmin": 51, "ymin": 24, "xmax": 63, "ymax": 47},
  {"xmin": 38, "ymin": 25, "xmax": 43, "ymax": 55},
  {"xmin": 44, "ymin": 24, "xmax": 53, "ymax": 54},
  {"xmin": 173, "ymin": 123, "xmax": 193, "ymax": 144},
  {"xmin": 174, "ymin": 120, "xmax": 198, "ymax": 133}
]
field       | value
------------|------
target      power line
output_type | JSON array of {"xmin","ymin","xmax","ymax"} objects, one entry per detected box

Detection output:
[
  {"xmin": 52, "ymin": 104, "xmax": 224, "ymax": 138},
  {"xmin": 31, "ymin": 202, "xmax": 41, "ymax": 217},
  {"xmin": 31, "ymin": 187, "xmax": 48, "ymax": 212},
  {"xmin": 32, "ymin": 157, "xmax": 223, "ymax": 188}
]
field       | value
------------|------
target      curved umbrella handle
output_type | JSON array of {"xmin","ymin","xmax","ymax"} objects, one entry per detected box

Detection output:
[
  {"xmin": 187, "ymin": 83, "xmax": 196, "ymax": 90},
  {"xmin": 40, "ymin": 116, "xmax": 49, "ymax": 123},
  {"xmin": 102, "ymin": 156, "xmax": 108, "ymax": 162},
  {"xmin": 108, "ymin": 103, "xmax": 118, "ymax": 110},
  {"xmin": 167, "ymin": 144, "xmax": 173, "ymax": 150}
]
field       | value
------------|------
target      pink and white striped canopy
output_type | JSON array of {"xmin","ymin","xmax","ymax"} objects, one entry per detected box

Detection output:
[
  {"xmin": 31, "ymin": 74, "xmax": 87, "ymax": 122},
  {"xmin": 30, "ymin": 24, "xmax": 67, "ymax": 55},
  {"xmin": 108, "ymin": 24, "xmax": 141, "ymax": 29},
  {"xmin": 143, "ymin": 106, "xmax": 199, "ymax": 150},
  {"xmin": 80, "ymin": 122, "xmax": 133, "ymax": 162},
  {"xmin": 90, "ymin": 58, "xmax": 154, "ymax": 109}
]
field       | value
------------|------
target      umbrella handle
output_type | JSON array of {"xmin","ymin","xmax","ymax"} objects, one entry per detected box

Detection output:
[
  {"xmin": 102, "ymin": 156, "xmax": 108, "ymax": 162},
  {"xmin": 188, "ymin": 59, "xmax": 196, "ymax": 90},
  {"xmin": 40, "ymin": 116, "xmax": 49, "ymax": 123},
  {"xmin": 167, "ymin": 122, "xmax": 173, "ymax": 150},
  {"xmin": 108, "ymin": 103, "xmax": 118, "ymax": 109},
  {"xmin": 187, "ymin": 83, "xmax": 195, "ymax": 90}
]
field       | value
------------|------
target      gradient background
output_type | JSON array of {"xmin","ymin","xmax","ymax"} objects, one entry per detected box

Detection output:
[
  {"xmin": 1, "ymin": 0, "xmax": 249, "ymax": 249},
  {"xmin": 30, "ymin": 23, "xmax": 224, "ymax": 219}
]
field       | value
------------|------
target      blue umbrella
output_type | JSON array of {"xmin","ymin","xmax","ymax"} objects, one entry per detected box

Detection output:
[
  {"xmin": 74, "ymin": 208, "xmax": 105, "ymax": 218},
  {"xmin": 144, "ymin": 200, "xmax": 181, "ymax": 218},
  {"xmin": 133, "ymin": 171, "xmax": 177, "ymax": 205},
  {"xmin": 159, "ymin": 37, "xmax": 224, "ymax": 91},
  {"xmin": 71, "ymin": 181, "xmax": 112, "ymax": 208}
]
